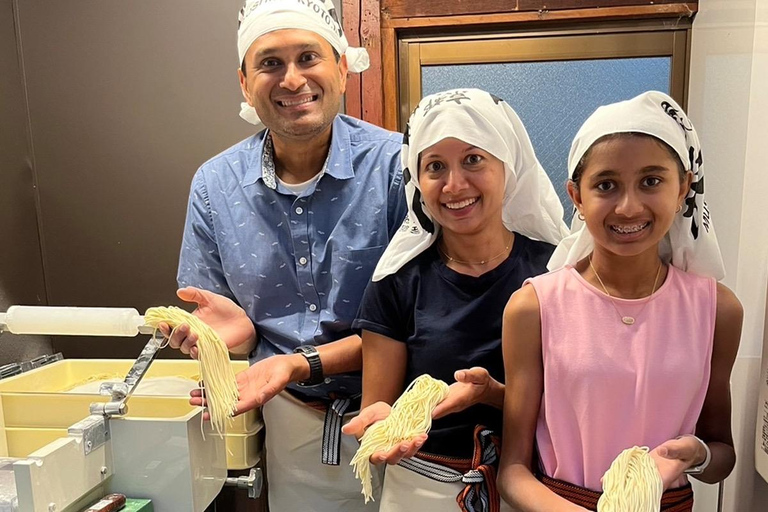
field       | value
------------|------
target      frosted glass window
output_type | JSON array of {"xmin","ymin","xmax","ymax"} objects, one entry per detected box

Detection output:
[{"xmin": 421, "ymin": 58, "xmax": 671, "ymax": 223}]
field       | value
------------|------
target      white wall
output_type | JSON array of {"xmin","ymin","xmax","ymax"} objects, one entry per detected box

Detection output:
[{"xmin": 687, "ymin": 0, "xmax": 768, "ymax": 510}]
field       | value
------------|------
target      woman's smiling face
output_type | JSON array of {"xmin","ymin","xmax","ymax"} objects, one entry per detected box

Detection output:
[{"xmin": 418, "ymin": 137, "xmax": 506, "ymax": 238}]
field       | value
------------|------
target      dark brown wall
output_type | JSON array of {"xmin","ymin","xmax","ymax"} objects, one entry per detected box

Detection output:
[
  {"xmin": 15, "ymin": 0, "xmax": 254, "ymax": 358},
  {"xmin": 0, "ymin": 0, "xmax": 52, "ymax": 364}
]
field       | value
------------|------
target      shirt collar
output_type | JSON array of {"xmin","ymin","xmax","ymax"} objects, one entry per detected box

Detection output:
[{"xmin": 242, "ymin": 115, "xmax": 354, "ymax": 188}]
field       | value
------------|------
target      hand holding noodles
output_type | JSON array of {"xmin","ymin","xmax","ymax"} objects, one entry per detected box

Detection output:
[
  {"xmin": 597, "ymin": 446, "xmax": 663, "ymax": 512},
  {"xmin": 350, "ymin": 374, "xmax": 449, "ymax": 502}
]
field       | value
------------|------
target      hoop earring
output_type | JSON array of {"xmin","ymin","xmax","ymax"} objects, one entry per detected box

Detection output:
[
  {"xmin": 577, "ymin": 212, "xmax": 585, "ymax": 221},
  {"xmin": 676, "ymin": 204, "xmax": 682, "ymax": 213}
]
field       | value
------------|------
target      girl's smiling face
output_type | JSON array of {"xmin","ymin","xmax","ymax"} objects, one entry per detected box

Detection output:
[{"xmin": 568, "ymin": 134, "xmax": 692, "ymax": 259}]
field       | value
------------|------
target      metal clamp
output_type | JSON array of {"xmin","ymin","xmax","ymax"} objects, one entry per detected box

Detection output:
[
  {"xmin": 224, "ymin": 468, "xmax": 263, "ymax": 499},
  {"xmin": 0, "ymin": 353, "xmax": 63, "ymax": 381},
  {"xmin": 21, "ymin": 353, "xmax": 63, "ymax": 373},
  {"xmin": 89, "ymin": 331, "xmax": 166, "ymax": 418},
  {"xmin": 0, "ymin": 363, "xmax": 22, "ymax": 380},
  {"xmin": 68, "ymin": 414, "xmax": 110, "ymax": 455}
]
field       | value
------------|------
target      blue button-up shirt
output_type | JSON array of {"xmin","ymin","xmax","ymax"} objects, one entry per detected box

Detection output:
[{"xmin": 177, "ymin": 115, "xmax": 406, "ymax": 398}]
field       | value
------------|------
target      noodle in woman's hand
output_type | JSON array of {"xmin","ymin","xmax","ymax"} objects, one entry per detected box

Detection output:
[{"xmin": 350, "ymin": 374, "xmax": 449, "ymax": 502}]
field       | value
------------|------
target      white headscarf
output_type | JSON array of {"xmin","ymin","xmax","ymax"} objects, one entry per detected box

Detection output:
[
  {"xmin": 237, "ymin": 0, "xmax": 369, "ymax": 127},
  {"xmin": 548, "ymin": 91, "xmax": 725, "ymax": 280},
  {"xmin": 373, "ymin": 88, "xmax": 569, "ymax": 281}
]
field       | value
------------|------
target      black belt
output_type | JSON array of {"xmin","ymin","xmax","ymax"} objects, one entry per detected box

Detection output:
[
  {"xmin": 285, "ymin": 388, "xmax": 360, "ymax": 466},
  {"xmin": 321, "ymin": 397, "xmax": 354, "ymax": 465}
]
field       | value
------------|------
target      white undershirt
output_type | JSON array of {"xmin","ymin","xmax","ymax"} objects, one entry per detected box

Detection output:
[{"xmin": 276, "ymin": 171, "xmax": 324, "ymax": 195}]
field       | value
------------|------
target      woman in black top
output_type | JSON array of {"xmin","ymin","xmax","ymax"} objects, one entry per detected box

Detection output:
[{"xmin": 343, "ymin": 88, "xmax": 568, "ymax": 511}]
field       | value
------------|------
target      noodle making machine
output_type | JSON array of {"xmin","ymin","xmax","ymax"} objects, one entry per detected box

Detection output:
[{"xmin": 0, "ymin": 306, "xmax": 262, "ymax": 512}]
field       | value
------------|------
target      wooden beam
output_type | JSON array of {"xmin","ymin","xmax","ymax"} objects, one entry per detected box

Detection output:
[
  {"xmin": 361, "ymin": 0, "xmax": 383, "ymax": 126},
  {"xmin": 381, "ymin": 26, "xmax": 398, "ymax": 131},
  {"xmin": 381, "ymin": 0, "xmax": 692, "ymax": 19},
  {"xmin": 382, "ymin": 3, "xmax": 697, "ymax": 28},
  {"xmin": 342, "ymin": 0, "xmax": 362, "ymax": 119}
]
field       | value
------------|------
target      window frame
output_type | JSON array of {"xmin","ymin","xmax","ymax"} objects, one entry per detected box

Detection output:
[{"xmin": 394, "ymin": 20, "xmax": 691, "ymax": 131}]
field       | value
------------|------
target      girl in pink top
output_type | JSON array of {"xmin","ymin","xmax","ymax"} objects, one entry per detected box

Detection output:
[{"xmin": 498, "ymin": 91, "xmax": 742, "ymax": 512}]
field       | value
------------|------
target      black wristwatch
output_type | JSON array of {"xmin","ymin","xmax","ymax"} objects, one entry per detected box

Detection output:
[{"xmin": 293, "ymin": 345, "xmax": 325, "ymax": 386}]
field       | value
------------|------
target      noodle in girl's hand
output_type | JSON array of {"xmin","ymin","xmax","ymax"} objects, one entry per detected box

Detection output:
[
  {"xmin": 144, "ymin": 306, "xmax": 239, "ymax": 437},
  {"xmin": 597, "ymin": 446, "xmax": 663, "ymax": 512},
  {"xmin": 350, "ymin": 374, "xmax": 449, "ymax": 503}
]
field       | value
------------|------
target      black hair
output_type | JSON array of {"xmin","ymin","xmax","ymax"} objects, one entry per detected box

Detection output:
[
  {"xmin": 241, "ymin": 47, "xmax": 341, "ymax": 76},
  {"xmin": 570, "ymin": 132, "xmax": 686, "ymax": 189}
]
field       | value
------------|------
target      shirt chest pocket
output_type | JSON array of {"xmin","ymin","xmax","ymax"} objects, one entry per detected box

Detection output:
[{"xmin": 326, "ymin": 245, "xmax": 386, "ymax": 323}]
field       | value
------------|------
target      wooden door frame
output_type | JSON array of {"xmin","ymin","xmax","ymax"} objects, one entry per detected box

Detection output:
[{"xmin": 342, "ymin": 1, "xmax": 698, "ymax": 131}]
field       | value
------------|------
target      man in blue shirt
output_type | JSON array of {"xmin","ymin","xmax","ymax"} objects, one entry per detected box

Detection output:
[{"xmin": 170, "ymin": 0, "xmax": 406, "ymax": 509}]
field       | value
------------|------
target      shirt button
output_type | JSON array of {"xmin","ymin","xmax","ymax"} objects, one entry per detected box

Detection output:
[
  {"xmin": 295, "ymin": 206, "xmax": 304, "ymax": 214},
  {"xmin": 308, "ymin": 303, "xmax": 317, "ymax": 312},
  {"xmin": 299, "ymin": 257, "xmax": 308, "ymax": 266}
]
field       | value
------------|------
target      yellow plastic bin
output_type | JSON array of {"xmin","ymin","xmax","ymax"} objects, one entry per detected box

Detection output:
[{"xmin": 0, "ymin": 359, "xmax": 262, "ymax": 469}]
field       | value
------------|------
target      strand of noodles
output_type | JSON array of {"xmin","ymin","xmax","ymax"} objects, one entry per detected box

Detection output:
[
  {"xmin": 597, "ymin": 446, "xmax": 664, "ymax": 512},
  {"xmin": 350, "ymin": 374, "xmax": 450, "ymax": 503},
  {"xmin": 144, "ymin": 306, "xmax": 239, "ymax": 437}
]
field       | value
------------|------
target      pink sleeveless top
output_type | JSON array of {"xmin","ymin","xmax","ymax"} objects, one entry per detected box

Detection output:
[{"xmin": 528, "ymin": 265, "xmax": 716, "ymax": 491}]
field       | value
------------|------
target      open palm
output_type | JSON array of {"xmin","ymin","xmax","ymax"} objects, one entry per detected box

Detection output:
[
  {"xmin": 232, "ymin": 355, "xmax": 296, "ymax": 413},
  {"xmin": 190, "ymin": 354, "xmax": 298, "ymax": 416}
]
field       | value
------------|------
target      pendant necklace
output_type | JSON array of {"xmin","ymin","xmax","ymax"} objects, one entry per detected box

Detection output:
[
  {"xmin": 589, "ymin": 256, "xmax": 663, "ymax": 326},
  {"xmin": 438, "ymin": 232, "xmax": 513, "ymax": 266}
]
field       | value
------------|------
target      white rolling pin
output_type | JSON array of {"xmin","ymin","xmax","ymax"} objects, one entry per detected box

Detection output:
[{"xmin": 0, "ymin": 306, "xmax": 146, "ymax": 336}]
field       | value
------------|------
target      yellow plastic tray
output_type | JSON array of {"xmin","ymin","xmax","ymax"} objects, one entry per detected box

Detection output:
[{"xmin": 0, "ymin": 359, "xmax": 263, "ymax": 469}]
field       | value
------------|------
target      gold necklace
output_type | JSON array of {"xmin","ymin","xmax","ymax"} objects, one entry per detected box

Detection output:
[
  {"xmin": 588, "ymin": 256, "xmax": 663, "ymax": 326},
  {"xmin": 438, "ymin": 232, "xmax": 513, "ymax": 266}
]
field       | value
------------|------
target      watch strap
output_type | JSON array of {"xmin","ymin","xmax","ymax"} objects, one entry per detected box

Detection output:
[
  {"xmin": 294, "ymin": 345, "xmax": 324, "ymax": 386},
  {"xmin": 683, "ymin": 435, "xmax": 711, "ymax": 474}
]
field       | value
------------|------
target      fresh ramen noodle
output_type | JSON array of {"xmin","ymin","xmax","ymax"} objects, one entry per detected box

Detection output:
[
  {"xmin": 597, "ymin": 446, "xmax": 663, "ymax": 512},
  {"xmin": 144, "ymin": 306, "xmax": 239, "ymax": 436},
  {"xmin": 350, "ymin": 374, "xmax": 449, "ymax": 502}
]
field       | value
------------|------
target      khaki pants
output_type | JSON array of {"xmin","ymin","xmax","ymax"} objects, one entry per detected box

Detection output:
[{"xmin": 262, "ymin": 391, "xmax": 383, "ymax": 511}]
